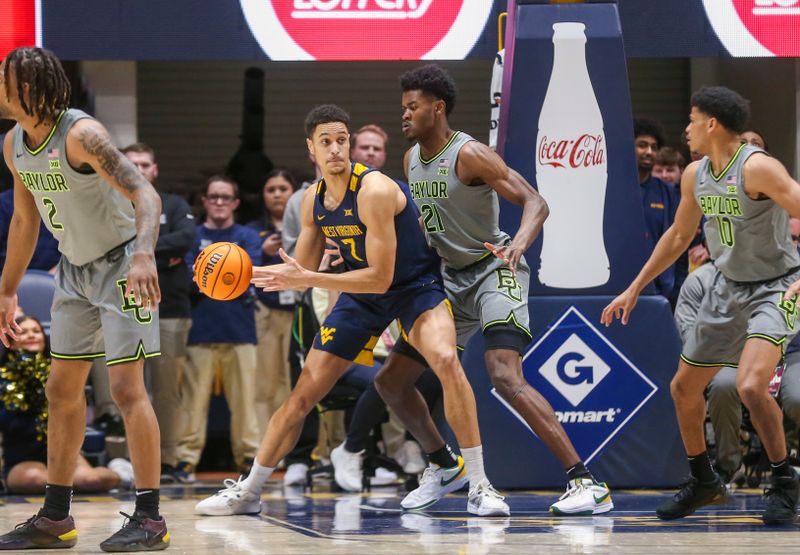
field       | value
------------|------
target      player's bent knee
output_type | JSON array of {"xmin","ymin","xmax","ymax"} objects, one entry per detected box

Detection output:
[
  {"xmin": 426, "ymin": 349, "xmax": 460, "ymax": 377},
  {"xmin": 490, "ymin": 371, "xmax": 525, "ymax": 401},
  {"xmin": 736, "ymin": 380, "xmax": 768, "ymax": 407}
]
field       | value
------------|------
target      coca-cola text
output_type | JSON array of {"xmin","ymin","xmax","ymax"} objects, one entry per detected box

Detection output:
[{"xmin": 538, "ymin": 134, "xmax": 605, "ymax": 169}]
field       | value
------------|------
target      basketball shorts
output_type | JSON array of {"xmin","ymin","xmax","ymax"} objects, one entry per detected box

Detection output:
[
  {"xmin": 681, "ymin": 265, "xmax": 800, "ymax": 367},
  {"xmin": 443, "ymin": 253, "xmax": 532, "ymax": 353},
  {"xmin": 312, "ymin": 273, "xmax": 445, "ymax": 365},
  {"xmin": 50, "ymin": 240, "xmax": 160, "ymax": 365}
]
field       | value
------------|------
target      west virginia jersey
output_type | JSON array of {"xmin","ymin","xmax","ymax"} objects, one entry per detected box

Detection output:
[{"xmin": 311, "ymin": 163, "xmax": 445, "ymax": 364}]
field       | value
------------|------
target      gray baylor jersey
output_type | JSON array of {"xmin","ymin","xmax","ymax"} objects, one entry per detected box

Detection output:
[
  {"xmin": 408, "ymin": 131, "xmax": 509, "ymax": 270},
  {"xmin": 695, "ymin": 143, "xmax": 799, "ymax": 282},
  {"xmin": 12, "ymin": 109, "xmax": 136, "ymax": 266}
]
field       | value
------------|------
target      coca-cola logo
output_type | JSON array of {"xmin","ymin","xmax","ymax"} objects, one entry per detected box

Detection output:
[
  {"xmin": 703, "ymin": 0, "xmax": 800, "ymax": 56},
  {"xmin": 239, "ymin": 0, "xmax": 493, "ymax": 60},
  {"xmin": 0, "ymin": 0, "xmax": 37, "ymax": 60},
  {"xmin": 537, "ymin": 134, "xmax": 605, "ymax": 169}
]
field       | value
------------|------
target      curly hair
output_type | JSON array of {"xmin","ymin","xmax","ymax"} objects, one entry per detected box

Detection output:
[
  {"xmin": 400, "ymin": 64, "xmax": 457, "ymax": 116},
  {"xmin": 691, "ymin": 86, "xmax": 750, "ymax": 134},
  {"xmin": 633, "ymin": 118, "xmax": 665, "ymax": 149},
  {"xmin": 3, "ymin": 47, "xmax": 70, "ymax": 126},
  {"xmin": 304, "ymin": 104, "xmax": 350, "ymax": 138}
]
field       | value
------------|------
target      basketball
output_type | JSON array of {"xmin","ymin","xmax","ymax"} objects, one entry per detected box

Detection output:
[{"xmin": 194, "ymin": 242, "xmax": 253, "ymax": 300}]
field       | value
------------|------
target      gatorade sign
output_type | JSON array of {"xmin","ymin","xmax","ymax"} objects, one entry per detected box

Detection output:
[
  {"xmin": 703, "ymin": 0, "xmax": 800, "ymax": 56},
  {"xmin": 239, "ymin": 0, "xmax": 493, "ymax": 60}
]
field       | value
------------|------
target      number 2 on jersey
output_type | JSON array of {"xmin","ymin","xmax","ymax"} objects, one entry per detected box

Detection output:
[
  {"xmin": 42, "ymin": 197, "xmax": 63, "ymax": 230},
  {"xmin": 420, "ymin": 203, "xmax": 445, "ymax": 234}
]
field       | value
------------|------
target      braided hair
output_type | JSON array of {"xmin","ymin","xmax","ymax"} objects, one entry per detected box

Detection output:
[{"xmin": 3, "ymin": 47, "xmax": 70, "ymax": 126}]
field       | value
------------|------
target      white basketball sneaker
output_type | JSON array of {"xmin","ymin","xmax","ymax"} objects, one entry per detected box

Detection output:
[
  {"xmin": 331, "ymin": 442, "xmax": 364, "ymax": 492},
  {"xmin": 194, "ymin": 477, "xmax": 262, "ymax": 516},
  {"xmin": 467, "ymin": 479, "xmax": 510, "ymax": 516},
  {"xmin": 549, "ymin": 477, "xmax": 613, "ymax": 516},
  {"xmin": 401, "ymin": 457, "xmax": 468, "ymax": 511}
]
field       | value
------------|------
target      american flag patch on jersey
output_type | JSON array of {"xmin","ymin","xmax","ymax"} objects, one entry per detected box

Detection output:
[
  {"xmin": 726, "ymin": 175, "xmax": 737, "ymax": 185},
  {"xmin": 438, "ymin": 158, "xmax": 449, "ymax": 167},
  {"xmin": 48, "ymin": 148, "xmax": 59, "ymax": 159}
]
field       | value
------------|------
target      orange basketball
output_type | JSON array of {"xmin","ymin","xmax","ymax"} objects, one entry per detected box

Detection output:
[{"xmin": 194, "ymin": 242, "xmax": 253, "ymax": 301}]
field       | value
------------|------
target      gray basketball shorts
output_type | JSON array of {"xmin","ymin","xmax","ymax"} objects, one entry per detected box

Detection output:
[
  {"xmin": 50, "ymin": 240, "xmax": 160, "ymax": 366},
  {"xmin": 681, "ymin": 265, "xmax": 800, "ymax": 368},
  {"xmin": 443, "ymin": 253, "xmax": 531, "ymax": 352}
]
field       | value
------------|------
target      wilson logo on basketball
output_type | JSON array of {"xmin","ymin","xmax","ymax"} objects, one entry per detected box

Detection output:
[
  {"xmin": 201, "ymin": 253, "xmax": 223, "ymax": 290},
  {"xmin": 239, "ymin": 0, "xmax": 493, "ymax": 60},
  {"xmin": 703, "ymin": 0, "xmax": 800, "ymax": 56},
  {"xmin": 537, "ymin": 134, "xmax": 605, "ymax": 169}
]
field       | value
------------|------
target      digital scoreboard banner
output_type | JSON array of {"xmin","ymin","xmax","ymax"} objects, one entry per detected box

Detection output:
[{"xmin": 0, "ymin": 1, "xmax": 797, "ymax": 61}]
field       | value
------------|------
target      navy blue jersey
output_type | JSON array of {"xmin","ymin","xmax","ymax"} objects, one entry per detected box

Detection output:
[{"xmin": 313, "ymin": 163, "xmax": 440, "ymax": 295}]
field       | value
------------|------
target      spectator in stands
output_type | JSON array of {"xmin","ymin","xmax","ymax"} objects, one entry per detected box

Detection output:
[
  {"xmin": 123, "ymin": 143, "xmax": 196, "ymax": 483},
  {"xmin": 246, "ymin": 169, "xmax": 298, "ymax": 438},
  {"xmin": 653, "ymin": 146, "xmax": 685, "ymax": 187},
  {"xmin": 174, "ymin": 175, "xmax": 262, "ymax": 481},
  {"xmin": 741, "ymin": 129, "xmax": 768, "ymax": 150},
  {"xmin": 0, "ymin": 315, "xmax": 129, "ymax": 493},
  {"xmin": 634, "ymin": 118, "xmax": 680, "ymax": 302},
  {"xmin": 350, "ymin": 124, "xmax": 388, "ymax": 170}
]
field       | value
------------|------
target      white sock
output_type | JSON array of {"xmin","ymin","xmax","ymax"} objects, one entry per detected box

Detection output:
[
  {"xmin": 460, "ymin": 446, "xmax": 487, "ymax": 488},
  {"xmin": 241, "ymin": 461, "xmax": 274, "ymax": 494}
]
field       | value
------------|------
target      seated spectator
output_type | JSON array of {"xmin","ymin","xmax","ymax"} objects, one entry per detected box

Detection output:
[
  {"xmin": 741, "ymin": 129, "xmax": 768, "ymax": 150},
  {"xmin": 0, "ymin": 316, "xmax": 128, "ymax": 494},
  {"xmin": 246, "ymin": 169, "xmax": 298, "ymax": 438},
  {"xmin": 634, "ymin": 118, "xmax": 680, "ymax": 301},
  {"xmin": 652, "ymin": 146, "xmax": 685, "ymax": 187}
]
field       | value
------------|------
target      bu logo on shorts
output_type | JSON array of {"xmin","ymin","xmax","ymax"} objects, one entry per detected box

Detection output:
[{"xmin": 116, "ymin": 279, "xmax": 153, "ymax": 324}]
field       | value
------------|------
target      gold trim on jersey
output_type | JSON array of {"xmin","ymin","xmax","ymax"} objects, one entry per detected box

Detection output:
[
  {"xmin": 708, "ymin": 142, "xmax": 746, "ymax": 182},
  {"xmin": 418, "ymin": 131, "xmax": 461, "ymax": 166},
  {"xmin": 24, "ymin": 110, "xmax": 67, "ymax": 156}
]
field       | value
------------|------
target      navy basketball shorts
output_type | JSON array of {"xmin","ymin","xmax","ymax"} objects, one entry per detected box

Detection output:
[{"xmin": 312, "ymin": 274, "xmax": 445, "ymax": 365}]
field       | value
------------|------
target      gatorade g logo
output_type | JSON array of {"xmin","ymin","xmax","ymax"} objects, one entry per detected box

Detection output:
[
  {"xmin": 239, "ymin": 1, "xmax": 493, "ymax": 60},
  {"xmin": 116, "ymin": 279, "xmax": 153, "ymax": 325},
  {"xmin": 703, "ymin": 1, "xmax": 800, "ymax": 56}
]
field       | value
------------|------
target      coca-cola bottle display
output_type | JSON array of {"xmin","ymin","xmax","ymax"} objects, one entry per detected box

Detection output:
[{"xmin": 536, "ymin": 22, "xmax": 609, "ymax": 289}]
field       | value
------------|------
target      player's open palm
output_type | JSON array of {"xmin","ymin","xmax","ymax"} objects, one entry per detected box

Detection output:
[
  {"xmin": 601, "ymin": 288, "xmax": 639, "ymax": 326},
  {"xmin": 252, "ymin": 249, "xmax": 307, "ymax": 291},
  {"xmin": 0, "ymin": 293, "xmax": 21, "ymax": 348},
  {"xmin": 126, "ymin": 253, "xmax": 161, "ymax": 308}
]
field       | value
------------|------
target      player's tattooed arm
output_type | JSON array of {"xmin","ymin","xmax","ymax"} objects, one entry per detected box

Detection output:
[
  {"xmin": 67, "ymin": 119, "xmax": 162, "ymax": 255},
  {"xmin": 67, "ymin": 119, "xmax": 162, "ymax": 306}
]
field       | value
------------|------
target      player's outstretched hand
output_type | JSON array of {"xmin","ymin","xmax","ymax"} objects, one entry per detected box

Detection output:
[
  {"xmin": 126, "ymin": 253, "xmax": 161, "ymax": 310},
  {"xmin": 0, "ymin": 293, "xmax": 21, "ymax": 348},
  {"xmin": 785, "ymin": 279, "xmax": 800, "ymax": 303},
  {"xmin": 600, "ymin": 288, "xmax": 639, "ymax": 326},
  {"xmin": 484, "ymin": 241, "xmax": 523, "ymax": 276},
  {"xmin": 252, "ymin": 249, "xmax": 308, "ymax": 291}
]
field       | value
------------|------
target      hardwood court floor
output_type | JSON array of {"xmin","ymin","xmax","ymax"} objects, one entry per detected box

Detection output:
[{"xmin": 1, "ymin": 479, "xmax": 799, "ymax": 554}]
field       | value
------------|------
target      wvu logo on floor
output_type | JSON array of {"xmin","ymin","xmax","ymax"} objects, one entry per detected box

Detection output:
[
  {"xmin": 319, "ymin": 326, "xmax": 336, "ymax": 345},
  {"xmin": 495, "ymin": 306, "xmax": 657, "ymax": 464}
]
